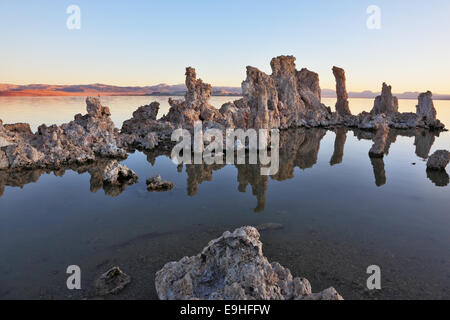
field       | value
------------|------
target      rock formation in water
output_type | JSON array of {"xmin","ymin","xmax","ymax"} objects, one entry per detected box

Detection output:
[
  {"xmin": 369, "ymin": 116, "xmax": 389, "ymax": 158},
  {"xmin": 120, "ymin": 102, "xmax": 174, "ymax": 150},
  {"xmin": 416, "ymin": 91, "xmax": 441, "ymax": 128},
  {"xmin": 125, "ymin": 56, "xmax": 445, "ymax": 154},
  {"xmin": 101, "ymin": 160, "xmax": 138, "ymax": 186},
  {"xmin": 146, "ymin": 175, "xmax": 174, "ymax": 192},
  {"xmin": 332, "ymin": 66, "xmax": 351, "ymax": 116},
  {"xmin": 158, "ymin": 56, "xmax": 331, "ymax": 132},
  {"xmin": 155, "ymin": 226, "xmax": 343, "ymax": 300},
  {"xmin": 426, "ymin": 150, "xmax": 450, "ymax": 171},
  {"xmin": 371, "ymin": 83, "xmax": 399, "ymax": 116},
  {"xmin": 0, "ymin": 97, "xmax": 126, "ymax": 171},
  {"xmin": 0, "ymin": 56, "xmax": 446, "ymax": 173}
]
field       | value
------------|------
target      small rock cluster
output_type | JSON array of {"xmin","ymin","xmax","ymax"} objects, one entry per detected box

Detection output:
[
  {"xmin": 102, "ymin": 160, "xmax": 138, "ymax": 186},
  {"xmin": 146, "ymin": 175, "xmax": 174, "ymax": 191},
  {"xmin": 155, "ymin": 226, "xmax": 343, "ymax": 300}
]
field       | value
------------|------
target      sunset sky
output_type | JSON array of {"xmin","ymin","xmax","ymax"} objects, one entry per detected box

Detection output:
[{"xmin": 1, "ymin": 0, "xmax": 449, "ymax": 93}]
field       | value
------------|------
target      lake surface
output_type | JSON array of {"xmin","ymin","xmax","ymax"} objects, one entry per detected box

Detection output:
[{"xmin": 0, "ymin": 96, "xmax": 449, "ymax": 300}]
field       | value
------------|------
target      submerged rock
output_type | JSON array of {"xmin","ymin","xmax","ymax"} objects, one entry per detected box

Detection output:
[
  {"xmin": 426, "ymin": 150, "xmax": 450, "ymax": 171},
  {"xmin": 155, "ymin": 226, "xmax": 343, "ymax": 300},
  {"xmin": 94, "ymin": 267, "xmax": 131, "ymax": 296},
  {"xmin": 102, "ymin": 161, "xmax": 138, "ymax": 185},
  {"xmin": 146, "ymin": 175, "xmax": 174, "ymax": 191}
]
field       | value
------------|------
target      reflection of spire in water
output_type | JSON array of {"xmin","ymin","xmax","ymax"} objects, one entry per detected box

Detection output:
[
  {"xmin": 330, "ymin": 127, "xmax": 347, "ymax": 166},
  {"xmin": 273, "ymin": 128, "xmax": 326, "ymax": 181},
  {"xmin": 427, "ymin": 169, "xmax": 449, "ymax": 187},
  {"xmin": 414, "ymin": 130, "xmax": 436, "ymax": 159},
  {"xmin": 185, "ymin": 163, "xmax": 225, "ymax": 196},
  {"xmin": 236, "ymin": 164, "xmax": 268, "ymax": 212},
  {"xmin": 370, "ymin": 157, "xmax": 386, "ymax": 187}
]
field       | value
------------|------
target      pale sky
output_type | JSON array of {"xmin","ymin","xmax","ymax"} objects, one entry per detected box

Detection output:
[{"xmin": 1, "ymin": 0, "xmax": 449, "ymax": 93}]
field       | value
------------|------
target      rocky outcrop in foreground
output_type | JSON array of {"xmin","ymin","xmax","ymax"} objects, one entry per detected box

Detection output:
[
  {"xmin": 155, "ymin": 226, "xmax": 343, "ymax": 300},
  {"xmin": 0, "ymin": 97, "xmax": 127, "ymax": 171},
  {"xmin": 427, "ymin": 150, "xmax": 450, "ymax": 171}
]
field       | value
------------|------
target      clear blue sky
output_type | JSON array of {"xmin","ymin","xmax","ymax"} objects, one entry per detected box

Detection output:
[{"xmin": 1, "ymin": 0, "xmax": 449, "ymax": 92}]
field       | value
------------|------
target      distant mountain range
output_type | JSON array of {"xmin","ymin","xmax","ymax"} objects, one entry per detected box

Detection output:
[
  {"xmin": 1, "ymin": 83, "xmax": 449, "ymax": 100},
  {"xmin": 0, "ymin": 83, "xmax": 241, "ymax": 97}
]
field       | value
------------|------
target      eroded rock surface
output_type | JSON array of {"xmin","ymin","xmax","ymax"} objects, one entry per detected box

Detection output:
[
  {"xmin": 427, "ymin": 150, "xmax": 450, "ymax": 171},
  {"xmin": 155, "ymin": 226, "xmax": 343, "ymax": 300}
]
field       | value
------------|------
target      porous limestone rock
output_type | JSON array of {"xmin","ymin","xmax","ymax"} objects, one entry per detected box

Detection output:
[
  {"xmin": 4, "ymin": 123, "xmax": 33, "ymax": 135},
  {"xmin": 94, "ymin": 267, "xmax": 131, "ymax": 296},
  {"xmin": 369, "ymin": 116, "xmax": 389, "ymax": 158},
  {"xmin": 332, "ymin": 66, "xmax": 351, "ymax": 116},
  {"xmin": 426, "ymin": 150, "xmax": 450, "ymax": 171},
  {"xmin": 101, "ymin": 160, "xmax": 138, "ymax": 185},
  {"xmin": 371, "ymin": 83, "xmax": 399, "ymax": 116},
  {"xmin": 155, "ymin": 226, "xmax": 343, "ymax": 300},
  {"xmin": 146, "ymin": 175, "xmax": 174, "ymax": 191}
]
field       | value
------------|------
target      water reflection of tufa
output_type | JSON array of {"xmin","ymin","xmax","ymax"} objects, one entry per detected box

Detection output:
[
  {"xmin": 0, "ymin": 160, "xmax": 137, "ymax": 198},
  {"xmin": 149, "ymin": 128, "xmax": 445, "ymax": 212},
  {"xmin": 0, "ymin": 128, "xmax": 446, "ymax": 206}
]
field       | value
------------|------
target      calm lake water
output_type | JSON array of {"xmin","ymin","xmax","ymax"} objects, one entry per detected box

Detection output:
[{"xmin": 0, "ymin": 96, "xmax": 449, "ymax": 300}]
